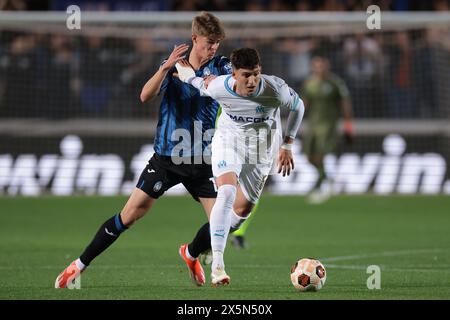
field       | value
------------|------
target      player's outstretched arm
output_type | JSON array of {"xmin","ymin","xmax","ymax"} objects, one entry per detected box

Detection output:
[
  {"xmin": 278, "ymin": 94, "xmax": 306, "ymax": 177},
  {"xmin": 140, "ymin": 44, "xmax": 189, "ymax": 102}
]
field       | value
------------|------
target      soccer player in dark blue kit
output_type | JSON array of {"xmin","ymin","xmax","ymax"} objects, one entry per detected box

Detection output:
[{"xmin": 55, "ymin": 12, "xmax": 231, "ymax": 288}]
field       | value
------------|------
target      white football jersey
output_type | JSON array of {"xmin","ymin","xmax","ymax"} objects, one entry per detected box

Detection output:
[
  {"xmin": 196, "ymin": 74, "xmax": 300, "ymax": 130},
  {"xmin": 192, "ymin": 74, "xmax": 301, "ymax": 168}
]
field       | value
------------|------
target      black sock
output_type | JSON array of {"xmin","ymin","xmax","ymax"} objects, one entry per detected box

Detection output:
[
  {"xmin": 187, "ymin": 222, "xmax": 240, "ymax": 258},
  {"xmin": 79, "ymin": 214, "xmax": 127, "ymax": 266},
  {"xmin": 188, "ymin": 222, "xmax": 211, "ymax": 258}
]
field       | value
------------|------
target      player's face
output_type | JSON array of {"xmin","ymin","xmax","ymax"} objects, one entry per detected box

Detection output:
[
  {"xmin": 233, "ymin": 66, "xmax": 261, "ymax": 96},
  {"xmin": 312, "ymin": 58, "xmax": 329, "ymax": 77},
  {"xmin": 192, "ymin": 34, "xmax": 222, "ymax": 60}
]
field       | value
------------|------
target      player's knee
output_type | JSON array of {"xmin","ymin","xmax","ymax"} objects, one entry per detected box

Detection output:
[
  {"xmin": 121, "ymin": 204, "xmax": 150, "ymax": 227},
  {"xmin": 233, "ymin": 202, "xmax": 253, "ymax": 217},
  {"xmin": 217, "ymin": 184, "xmax": 237, "ymax": 202},
  {"xmin": 230, "ymin": 209, "xmax": 249, "ymax": 231},
  {"xmin": 214, "ymin": 185, "xmax": 237, "ymax": 216}
]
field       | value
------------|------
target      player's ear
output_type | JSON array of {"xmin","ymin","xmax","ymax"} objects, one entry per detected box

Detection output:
[{"xmin": 191, "ymin": 34, "xmax": 197, "ymax": 44}]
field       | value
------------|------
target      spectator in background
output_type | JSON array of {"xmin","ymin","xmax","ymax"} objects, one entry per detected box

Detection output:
[
  {"xmin": 294, "ymin": 0, "xmax": 312, "ymax": 10},
  {"xmin": 426, "ymin": 26, "xmax": 450, "ymax": 118},
  {"xmin": 301, "ymin": 56, "xmax": 354, "ymax": 204},
  {"xmin": 0, "ymin": 0, "xmax": 26, "ymax": 10},
  {"xmin": 321, "ymin": 0, "xmax": 345, "ymax": 11},
  {"xmin": 412, "ymin": 30, "xmax": 436, "ymax": 118},
  {"xmin": 267, "ymin": 0, "xmax": 292, "ymax": 11},
  {"xmin": 433, "ymin": 0, "xmax": 450, "ymax": 11},
  {"xmin": 102, "ymin": 37, "xmax": 144, "ymax": 117},
  {"xmin": 31, "ymin": 0, "xmax": 450, "ymax": 11},
  {"xmin": 244, "ymin": 0, "xmax": 265, "ymax": 11},
  {"xmin": 0, "ymin": 33, "xmax": 7, "ymax": 115},
  {"xmin": 172, "ymin": 0, "xmax": 198, "ymax": 11},
  {"xmin": 112, "ymin": 38, "xmax": 164, "ymax": 118},
  {"xmin": 277, "ymin": 38, "xmax": 316, "ymax": 90},
  {"xmin": 78, "ymin": 36, "xmax": 130, "ymax": 117},
  {"xmin": 78, "ymin": 37, "xmax": 110, "ymax": 116},
  {"xmin": 47, "ymin": 35, "xmax": 79, "ymax": 118},
  {"xmin": 172, "ymin": 0, "xmax": 232, "ymax": 11},
  {"xmin": 2, "ymin": 34, "xmax": 37, "ymax": 117},
  {"xmin": 342, "ymin": 33, "xmax": 383, "ymax": 117},
  {"xmin": 385, "ymin": 31, "xmax": 416, "ymax": 118}
]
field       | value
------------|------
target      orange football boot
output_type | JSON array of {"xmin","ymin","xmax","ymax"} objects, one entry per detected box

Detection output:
[
  {"xmin": 179, "ymin": 244, "xmax": 205, "ymax": 286},
  {"xmin": 54, "ymin": 261, "xmax": 83, "ymax": 288}
]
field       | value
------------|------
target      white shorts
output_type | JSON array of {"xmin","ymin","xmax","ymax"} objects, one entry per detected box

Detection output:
[{"xmin": 211, "ymin": 130, "xmax": 272, "ymax": 203}]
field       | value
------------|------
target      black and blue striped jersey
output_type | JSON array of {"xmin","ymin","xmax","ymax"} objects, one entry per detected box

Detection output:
[{"xmin": 154, "ymin": 55, "xmax": 232, "ymax": 157}]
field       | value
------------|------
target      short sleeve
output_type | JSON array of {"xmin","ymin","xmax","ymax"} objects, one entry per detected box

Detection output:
[{"xmin": 276, "ymin": 77, "xmax": 301, "ymax": 111}]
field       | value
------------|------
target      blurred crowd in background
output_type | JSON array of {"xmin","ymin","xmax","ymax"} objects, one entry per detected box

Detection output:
[
  {"xmin": 0, "ymin": 0, "xmax": 449, "ymax": 120},
  {"xmin": 1, "ymin": 27, "xmax": 449, "ymax": 120},
  {"xmin": 0, "ymin": 0, "xmax": 449, "ymax": 12}
]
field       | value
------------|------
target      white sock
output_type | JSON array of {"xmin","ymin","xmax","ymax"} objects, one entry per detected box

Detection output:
[
  {"xmin": 212, "ymin": 251, "xmax": 224, "ymax": 272},
  {"xmin": 210, "ymin": 184, "xmax": 237, "ymax": 270},
  {"xmin": 75, "ymin": 258, "xmax": 86, "ymax": 271},
  {"xmin": 185, "ymin": 246, "xmax": 195, "ymax": 261}
]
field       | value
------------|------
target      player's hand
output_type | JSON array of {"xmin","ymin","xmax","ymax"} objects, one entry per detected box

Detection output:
[
  {"xmin": 161, "ymin": 44, "xmax": 189, "ymax": 72},
  {"xmin": 343, "ymin": 120, "xmax": 354, "ymax": 145},
  {"xmin": 203, "ymin": 75, "xmax": 217, "ymax": 88},
  {"xmin": 277, "ymin": 148, "xmax": 294, "ymax": 177}
]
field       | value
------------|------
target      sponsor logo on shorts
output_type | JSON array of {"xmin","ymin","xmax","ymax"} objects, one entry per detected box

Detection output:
[{"xmin": 153, "ymin": 181, "xmax": 163, "ymax": 192}]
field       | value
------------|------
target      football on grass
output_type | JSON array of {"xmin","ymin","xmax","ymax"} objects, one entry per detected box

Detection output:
[{"xmin": 290, "ymin": 258, "xmax": 326, "ymax": 292}]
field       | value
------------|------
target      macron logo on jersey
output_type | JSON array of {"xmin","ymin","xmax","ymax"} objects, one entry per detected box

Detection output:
[{"xmin": 227, "ymin": 113, "xmax": 269, "ymax": 123}]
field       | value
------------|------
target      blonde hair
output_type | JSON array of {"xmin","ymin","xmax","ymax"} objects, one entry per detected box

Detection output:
[{"xmin": 192, "ymin": 11, "xmax": 225, "ymax": 39}]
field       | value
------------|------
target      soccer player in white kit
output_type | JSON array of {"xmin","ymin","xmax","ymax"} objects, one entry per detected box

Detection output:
[{"xmin": 176, "ymin": 48, "xmax": 305, "ymax": 286}]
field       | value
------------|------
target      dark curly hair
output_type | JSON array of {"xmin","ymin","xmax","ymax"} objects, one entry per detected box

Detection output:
[{"xmin": 230, "ymin": 48, "xmax": 261, "ymax": 70}]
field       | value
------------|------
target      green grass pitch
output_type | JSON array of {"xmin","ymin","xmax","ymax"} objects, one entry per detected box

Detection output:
[{"xmin": 0, "ymin": 195, "xmax": 449, "ymax": 300}]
